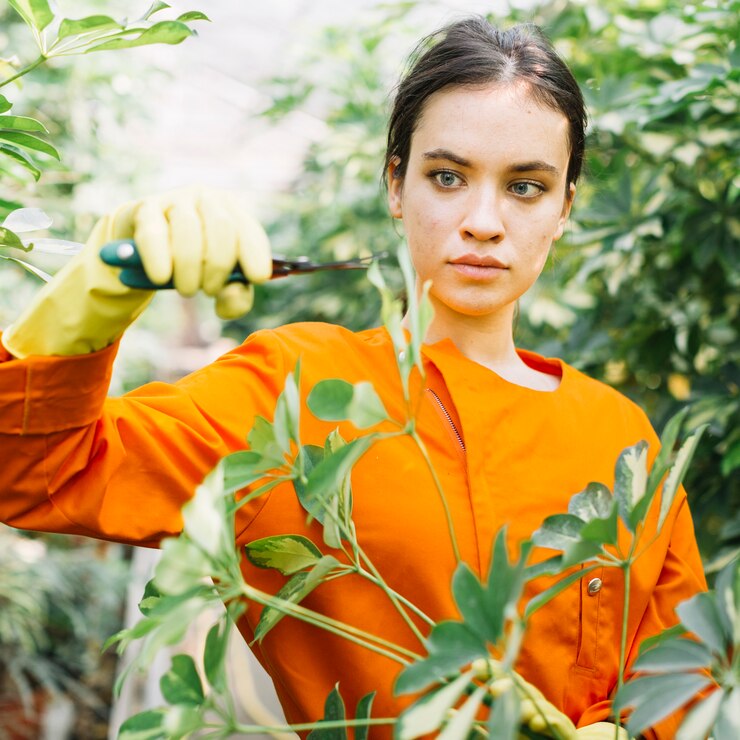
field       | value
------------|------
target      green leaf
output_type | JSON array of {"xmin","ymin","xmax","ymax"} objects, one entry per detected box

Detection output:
[
  {"xmin": 153, "ymin": 537, "xmax": 212, "ymax": 595},
  {"xmin": 614, "ymin": 673, "xmax": 711, "ymax": 738},
  {"xmin": 308, "ymin": 379, "xmax": 354, "ymax": 420},
  {"xmin": 247, "ymin": 416, "xmax": 286, "ymax": 468},
  {"xmin": 485, "ymin": 529, "xmax": 527, "ymax": 643},
  {"xmin": 160, "ymin": 654, "xmax": 204, "ymax": 706},
  {"xmin": 176, "ymin": 11, "xmax": 210, "ymax": 23},
  {"xmin": 560, "ymin": 539, "xmax": 606, "ymax": 568},
  {"xmin": 714, "ymin": 557, "xmax": 739, "ymax": 646},
  {"xmin": 3, "ymin": 207, "xmax": 52, "ymax": 232},
  {"xmin": 676, "ymin": 591, "xmax": 730, "ymax": 654},
  {"xmin": 0, "ymin": 115, "xmax": 48, "ymax": 133},
  {"xmin": 57, "ymin": 16, "xmax": 121, "ymax": 39},
  {"xmin": 394, "ymin": 622, "xmax": 486, "ymax": 695},
  {"xmin": 307, "ymin": 684, "xmax": 347, "ymax": 739},
  {"xmin": 524, "ymin": 554, "xmax": 564, "ymax": 580},
  {"xmin": 427, "ymin": 620, "xmax": 487, "ymax": 659},
  {"xmin": 644, "ymin": 408, "xmax": 689, "ymax": 501},
  {"xmin": 0, "ymin": 226, "xmax": 26, "ymax": 250},
  {"xmin": 0, "ymin": 144, "xmax": 41, "ymax": 181},
  {"xmin": 0, "ymin": 254, "xmax": 51, "ymax": 280},
  {"xmin": 438, "ymin": 684, "xmax": 487, "ymax": 740},
  {"xmin": 137, "ymin": 578, "xmax": 163, "ymax": 616},
  {"xmin": 532, "ymin": 513, "xmax": 585, "ymax": 551},
  {"xmin": 142, "ymin": 2, "xmax": 171, "ymax": 20},
  {"xmin": 275, "ymin": 362, "xmax": 301, "ymax": 452},
  {"xmin": 8, "ymin": 0, "xmax": 54, "ymax": 33},
  {"xmin": 355, "ymin": 691, "xmax": 376, "ymax": 740},
  {"xmin": 299, "ymin": 435, "xmax": 375, "ymax": 525},
  {"xmin": 222, "ymin": 450, "xmax": 268, "ymax": 493},
  {"xmin": 396, "ymin": 669, "xmax": 474, "ymax": 740},
  {"xmin": 715, "ymin": 690, "xmax": 740, "ymax": 740},
  {"xmin": 637, "ymin": 623, "xmax": 686, "ymax": 655},
  {"xmin": 524, "ymin": 564, "xmax": 599, "ymax": 619},
  {"xmin": 245, "ymin": 534, "xmax": 323, "ymax": 575},
  {"xmin": 162, "ymin": 704, "xmax": 202, "ymax": 738},
  {"xmin": 0, "ymin": 131, "xmax": 60, "ymax": 160},
  {"xmin": 85, "ymin": 21, "xmax": 195, "ymax": 52},
  {"xmin": 451, "ymin": 562, "xmax": 491, "ymax": 644},
  {"xmin": 658, "ymin": 425, "xmax": 708, "ymax": 530},
  {"xmin": 118, "ymin": 709, "xmax": 166, "ymax": 740},
  {"xmin": 203, "ymin": 621, "xmax": 229, "ymax": 691},
  {"xmin": 676, "ymin": 690, "xmax": 723, "ymax": 740},
  {"xmin": 348, "ymin": 381, "xmax": 388, "ymax": 428},
  {"xmin": 252, "ymin": 555, "xmax": 340, "ymax": 642},
  {"xmin": 487, "ymin": 684, "xmax": 521, "ymax": 740},
  {"xmin": 568, "ymin": 482, "xmax": 613, "ymax": 521},
  {"xmin": 613, "ymin": 440, "xmax": 648, "ymax": 532},
  {"xmin": 632, "ymin": 637, "xmax": 712, "ymax": 672},
  {"xmin": 0, "ymin": 95, "xmax": 11, "ymax": 113}
]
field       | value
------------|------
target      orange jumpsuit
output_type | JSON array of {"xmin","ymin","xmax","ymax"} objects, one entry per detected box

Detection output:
[{"xmin": 0, "ymin": 322, "xmax": 706, "ymax": 738}]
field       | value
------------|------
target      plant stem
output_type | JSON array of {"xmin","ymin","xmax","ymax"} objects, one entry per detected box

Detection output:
[
  {"xmin": 352, "ymin": 542, "xmax": 430, "ymax": 644},
  {"xmin": 0, "ymin": 55, "xmax": 46, "ymax": 89},
  {"xmin": 241, "ymin": 583, "xmax": 421, "ymax": 663},
  {"xmin": 232, "ymin": 717, "xmax": 397, "ymax": 734},
  {"xmin": 357, "ymin": 567, "xmax": 435, "ymax": 627},
  {"xmin": 411, "ymin": 430, "xmax": 461, "ymax": 562},
  {"xmin": 615, "ymin": 560, "xmax": 632, "ymax": 738}
]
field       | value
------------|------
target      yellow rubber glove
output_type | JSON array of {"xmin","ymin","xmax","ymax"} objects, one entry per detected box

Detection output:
[
  {"xmin": 475, "ymin": 658, "xmax": 578, "ymax": 739},
  {"xmin": 3, "ymin": 188, "xmax": 271, "ymax": 358},
  {"xmin": 575, "ymin": 722, "xmax": 629, "ymax": 740}
]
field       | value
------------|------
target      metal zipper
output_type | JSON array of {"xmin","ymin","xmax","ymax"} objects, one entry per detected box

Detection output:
[{"xmin": 426, "ymin": 388, "xmax": 466, "ymax": 453}]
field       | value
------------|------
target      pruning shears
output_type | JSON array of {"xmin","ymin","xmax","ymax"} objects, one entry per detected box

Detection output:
[{"xmin": 99, "ymin": 239, "xmax": 386, "ymax": 290}]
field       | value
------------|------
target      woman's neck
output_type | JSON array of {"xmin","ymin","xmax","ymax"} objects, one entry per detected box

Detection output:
[
  {"xmin": 409, "ymin": 301, "xmax": 560, "ymax": 392},
  {"xmin": 413, "ymin": 296, "xmax": 518, "ymax": 367}
]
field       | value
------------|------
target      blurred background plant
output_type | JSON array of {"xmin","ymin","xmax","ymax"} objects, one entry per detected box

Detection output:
[
  {"xmin": 0, "ymin": 528, "xmax": 127, "ymax": 738},
  {"xmin": 0, "ymin": 1, "xmax": 208, "ymax": 736},
  {"xmin": 228, "ymin": 0, "xmax": 739, "ymax": 569}
]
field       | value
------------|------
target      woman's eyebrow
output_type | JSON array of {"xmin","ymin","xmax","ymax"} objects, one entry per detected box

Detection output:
[
  {"xmin": 422, "ymin": 150, "xmax": 561, "ymax": 176},
  {"xmin": 509, "ymin": 160, "xmax": 560, "ymax": 175},
  {"xmin": 422, "ymin": 148, "xmax": 471, "ymax": 166}
]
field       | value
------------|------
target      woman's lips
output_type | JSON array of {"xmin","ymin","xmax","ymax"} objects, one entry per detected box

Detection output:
[{"xmin": 449, "ymin": 253, "xmax": 508, "ymax": 279}]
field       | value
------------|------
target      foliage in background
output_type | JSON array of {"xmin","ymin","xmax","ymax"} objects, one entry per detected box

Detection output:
[
  {"xmin": 228, "ymin": 0, "xmax": 739, "ymax": 566},
  {"xmin": 0, "ymin": 2, "xmax": 207, "ymax": 735},
  {"xmin": 0, "ymin": 526, "xmax": 127, "ymax": 735}
]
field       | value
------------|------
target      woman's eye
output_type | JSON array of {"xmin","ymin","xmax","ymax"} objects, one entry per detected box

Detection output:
[
  {"xmin": 510, "ymin": 181, "xmax": 543, "ymax": 197},
  {"xmin": 432, "ymin": 170, "xmax": 461, "ymax": 188}
]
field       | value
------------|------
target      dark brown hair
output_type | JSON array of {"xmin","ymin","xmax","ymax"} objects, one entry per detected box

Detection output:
[{"xmin": 384, "ymin": 17, "xmax": 587, "ymax": 188}]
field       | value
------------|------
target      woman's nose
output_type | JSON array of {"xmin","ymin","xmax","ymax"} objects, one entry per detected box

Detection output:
[{"xmin": 459, "ymin": 187, "xmax": 505, "ymax": 243}]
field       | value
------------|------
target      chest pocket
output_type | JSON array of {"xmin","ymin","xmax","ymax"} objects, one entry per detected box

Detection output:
[{"xmin": 577, "ymin": 565, "xmax": 605, "ymax": 670}]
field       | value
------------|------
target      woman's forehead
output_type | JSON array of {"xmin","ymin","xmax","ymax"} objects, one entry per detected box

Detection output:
[{"xmin": 410, "ymin": 82, "xmax": 571, "ymax": 168}]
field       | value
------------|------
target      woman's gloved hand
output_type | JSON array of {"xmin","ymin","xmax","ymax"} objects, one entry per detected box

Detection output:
[
  {"xmin": 475, "ymin": 658, "xmax": 578, "ymax": 739},
  {"xmin": 3, "ymin": 187, "xmax": 271, "ymax": 358},
  {"xmin": 575, "ymin": 722, "xmax": 629, "ymax": 740}
]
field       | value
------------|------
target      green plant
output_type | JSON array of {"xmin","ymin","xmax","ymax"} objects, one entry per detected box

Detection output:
[
  {"xmin": 0, "ymin": 0, "xmax": 209, "ymax": 274},
  {"xmin": 105, "ymin": 248, "xmax": 719, "ymax": 739},
  {"xmin": 0, "ymin": 526, "xmax": 127, "ymax": 725},
  {"xmin": 614, "ymin": 556, "xmax": 739, "ymax": 739}
]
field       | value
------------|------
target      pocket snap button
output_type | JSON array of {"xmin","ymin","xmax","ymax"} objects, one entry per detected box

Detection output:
[{"xmin": 587, "ymin": 577, "xmax": 602, "ymax": 596}]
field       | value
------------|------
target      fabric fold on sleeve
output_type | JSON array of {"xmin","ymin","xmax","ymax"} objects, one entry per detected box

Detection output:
[{"xmin": 0, "ymin": 332, "xmax": 118, "ymax": 434}]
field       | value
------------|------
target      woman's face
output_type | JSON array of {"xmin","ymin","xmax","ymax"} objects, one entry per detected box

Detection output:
[{"xmin": 387, "ymin": 82, "xmax": 574, "ymax": 330}]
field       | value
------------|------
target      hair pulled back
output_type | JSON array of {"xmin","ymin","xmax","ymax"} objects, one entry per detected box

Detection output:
[{"xmin": 385, "ymin": 16, "xmax": 587, "ymax": 188}]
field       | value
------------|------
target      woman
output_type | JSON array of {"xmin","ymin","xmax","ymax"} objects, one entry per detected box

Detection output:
[{"xmin": 0, "ymin": 17, "xmax": 704, "ymax": 739}]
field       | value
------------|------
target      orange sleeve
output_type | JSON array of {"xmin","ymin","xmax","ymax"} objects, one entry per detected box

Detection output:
[{"xmin": 0, "ymin": 330, "xmax": 286, "ymax": 546}]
